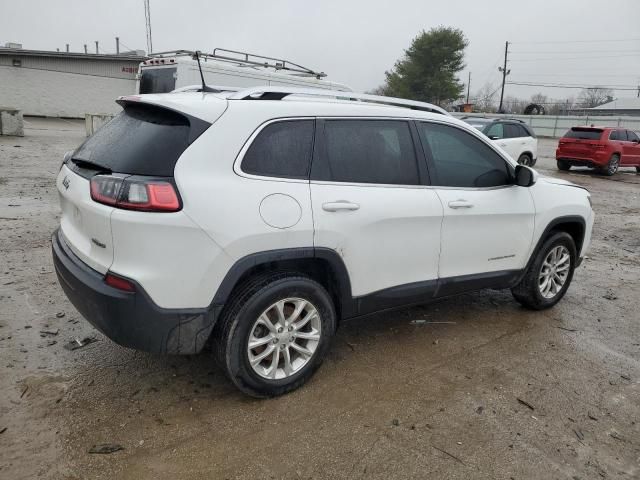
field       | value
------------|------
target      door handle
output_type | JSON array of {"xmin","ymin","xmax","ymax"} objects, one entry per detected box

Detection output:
[
  {"xmin": 322, "ymin": 201, "xmax": 360, "ymax": 212},
  {"xmin": 448, "ymin": 200, "xmax": 473, "ymax": 209}
]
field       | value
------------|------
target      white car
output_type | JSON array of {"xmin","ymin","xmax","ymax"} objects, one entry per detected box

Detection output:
[
  {"xmin": 463, "ymin": 117, "xmax": 538, "ymax": 166},
  {"xmin": 53, "ymin": 87, "xmax": 593, "ymax": 397}
]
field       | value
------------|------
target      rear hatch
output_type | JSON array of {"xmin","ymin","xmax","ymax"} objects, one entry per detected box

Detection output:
[
  {"xmin": 558, "ymin": 127, "xmax": 605, "ymax": 156},
  {"xmin": 57, "ymin": 101, "xmax": 210, "ymax": 274}
]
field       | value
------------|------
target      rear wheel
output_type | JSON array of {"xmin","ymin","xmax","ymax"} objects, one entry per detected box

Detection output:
[
  {"xmin": 557, "ymin": 159, "xmax": 570, "ymax": 171},
  {"xmin": 511, "ymin": 232, "xmax": 577, "ymax": 310},
  {"xmin": 213, "ymin": 273, "xmax": 336, "ymax": 398},
  {"xmin": 636, "ymin": 166, "xmax": 640, "ymax": 174},
  {"xmin": 601, "ymin": 154, "xmax": 620, "ymax": 176},
  {"xmin": 518, "ymin": 153, "xmax": 533, "ymax": 166}
]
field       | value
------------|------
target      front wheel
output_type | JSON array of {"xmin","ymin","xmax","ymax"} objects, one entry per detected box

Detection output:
[
  {"xmin": 518, "ymin": 153, "xmax": 533, "ymax": 166},
  {"xmin": 213, "ymin": 273, "xmax": 336, "ymax": 397},
  {"xmin": 511, "ymin": 232, "xmax": 577, "ymax": 310}
]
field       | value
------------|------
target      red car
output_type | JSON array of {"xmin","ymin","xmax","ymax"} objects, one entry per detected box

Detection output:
[{"xmin": 556, "ymin": 127, "xmax": 640, "ymax": 176}]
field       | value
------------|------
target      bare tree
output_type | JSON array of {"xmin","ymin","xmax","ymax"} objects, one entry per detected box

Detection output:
[
  {"xmin": 473, "ymin": 83, "xmax": 498, "ymax": 112},
  {"xmin": 530, "ymin": 93, "xmax": 548, "ymax": 106},
  {"xmin": 577, "ymin": 87, "xmax": 614, "ymax": 108},
  {"xmin": 366, "ymin": 85, "xmax": 389, "ymax": 96}
]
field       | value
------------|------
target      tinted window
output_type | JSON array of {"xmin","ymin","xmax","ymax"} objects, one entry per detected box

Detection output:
[
  {"xmin": 504, "ymin": 123, "xmax": 522, "ymax": 138},
  {"xmin": 518, "ymin": 125, "xmax": 532, "ymax": 137},
  {"xmin": 617, "ymin": 130, "xmax": 628, "ymax": 141},
  {"xmin": 564, "ymin": 128, "xmax": 603, "ymax": 140},
  {"xmin": 485, "ymin": 122, "xmax": 504, "ymax": 139},
  {"xmin": 313, "ymin": 120, "xmax": 420, "ymax": 185},
  {"xmin": 627, "ymin": 130, "xmax": 640, "ymax": 142},
  {"xmin": 417, "ymin": 122, "xmax": 511, "ymax": 188},
  {"xmin": 72, "ymin": 103, "xmax": 208, "ymax": 176},
  {"xmin": 139, "ymin": 67, "xmax": 177, "ymax": 94},
  {"xmin": 242, "ymin": 120, "xmax": 314, "ymax": 179},
  {"xmin": 610, "ymin": 130, "xmax": 619, "ymax": 140}
]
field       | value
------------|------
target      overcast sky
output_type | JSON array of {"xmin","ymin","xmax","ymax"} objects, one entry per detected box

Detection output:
[{"xmin": 2, "ymin": 0, "xmax": 639, "ymax": 102}]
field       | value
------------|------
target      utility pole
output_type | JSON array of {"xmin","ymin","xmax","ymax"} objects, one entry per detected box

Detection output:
[
  {"xmin": 116, "ymin": 37, "xmax": 120, "ymax": 54},
  {"xmin": 466, "ymin": 71, "xmax": 471, "ymax": 104},
  {"xmin": 498, "ymin": 41, "xmax": 510, "ymax": 113},
  {"xmin": 65, "ymin": 44, "xmax": 69, "ymax": 53},
  {"xmin": 84, "ymin": 44, "xmax": 88, "ymax": 54},
  {"xmin": 95, "ymin": 41, "xmax": 99, "ymax": 54},
  {"xmin": 144, "ymin": 0, "xmax": 153, "ymax": 54}
]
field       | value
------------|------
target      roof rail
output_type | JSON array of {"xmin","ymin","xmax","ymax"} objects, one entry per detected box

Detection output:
[
  {"xmin": 227, "ymin": 87, "xmax": 449, "ymax": 115},
  {"xmin": 171, "ymin": 84, "xmax": 242, "ymax": 93},
  {"xmin": 147, "ymin": 49, "xmax": 327, "ymax": 79}
]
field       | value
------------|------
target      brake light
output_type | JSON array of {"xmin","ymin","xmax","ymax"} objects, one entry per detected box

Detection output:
[
  {"xmin": 90, "ymin": 175, "xmax": 180, "ymax": 212},
  {"xmin": 105, "ymin": 272, "xmax": 136, "ymax": 292}
]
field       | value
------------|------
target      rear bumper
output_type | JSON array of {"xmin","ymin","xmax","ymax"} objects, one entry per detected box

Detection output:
[
  {"xmin": 556, "ymin": 151, "xmax": 609, "ymax": 167},
  {"xmin": 52, "ymin": 229, "xmax": 218, "ymax": 354}
]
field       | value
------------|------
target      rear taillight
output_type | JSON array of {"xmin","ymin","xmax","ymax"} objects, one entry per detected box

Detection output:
[
  {"xmin": 105, "ymin": 272, "xmax": 136, "ymax": 292},
  {"xmin": 90, "ymin": 175, "xmax": 180, "ymax": 212}
]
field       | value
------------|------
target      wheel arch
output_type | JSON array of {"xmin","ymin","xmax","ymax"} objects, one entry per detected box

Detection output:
[
  {"xmin": 211, "ymin": 247, "xmax": 355, "ymax": 320},
  {"xmin": 530, "ymin": 216, "xmax": 586, "ymax": 265}
]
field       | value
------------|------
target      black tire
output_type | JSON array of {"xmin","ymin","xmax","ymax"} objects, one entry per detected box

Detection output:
[
  {"xmin": 213, "ymin": 272, "xmax": 336, "ymax": 398},
  {"xmin": 601, "ymin": 154, "xmax": 620, "ymax": 176},
  {"xmin": 557, "ymin": 159, "xmax": 570, "ymax": 171},
  {"xmin": 518, "ymin": 153, "xmax": 533, "ymax": 166},
  {"xmin": 529, "ymin": 157, "xmax": 537, "ymax": 167},
  {"xmin": 511, "ymin": 231, "xmax": 577, "ymax": 310},
  {"xmin": 636, "ymin": 166, "xmax": 640, "ymax": 174}
]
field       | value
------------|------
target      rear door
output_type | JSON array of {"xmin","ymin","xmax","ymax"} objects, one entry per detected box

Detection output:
[
  {"xmin": 415, "ymin": 121, "xmax": 535, "ymax": 281},
  {"xmin": 310, "ymin": 119, "xmax": 443, "ymax": 300}
]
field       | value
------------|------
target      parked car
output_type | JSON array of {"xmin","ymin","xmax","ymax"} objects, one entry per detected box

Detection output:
[
  {"xmin": 462, "ymin": 117, "xmax": 538, "ymax": 166},
  {"xmin": 556, "ymin": 126, "xmax": 640, "ymax": 176},
  {"xmin": 52, "ymin": 87, "xmax": 593, "ymax": 397}
]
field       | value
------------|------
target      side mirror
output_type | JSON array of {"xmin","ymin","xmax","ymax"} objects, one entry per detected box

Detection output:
[
  {"xmin": 488, "ymin": 135, "xmax": 500, "ymax": 140},
  {"xmin": 514, "ymin": 165, "xmax": 537, "ymax": 187}
]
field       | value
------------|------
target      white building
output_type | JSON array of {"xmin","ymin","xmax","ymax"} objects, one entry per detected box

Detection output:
[{"xmin": 0, "ymin": 45, "xmax": 145, "ymax": 118}]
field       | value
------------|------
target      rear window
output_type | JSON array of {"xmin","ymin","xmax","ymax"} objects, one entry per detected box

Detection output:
[
  {"xmin": 71, "ymin": 103, "xmax": 209, "ymax": 176},
  {"xmin": 564, "ymin": 128, "xmax": 603, "ymax": 140},
  {"xmin": 139, "ymin": 67, "xmax": 177, "ymax": 94}
]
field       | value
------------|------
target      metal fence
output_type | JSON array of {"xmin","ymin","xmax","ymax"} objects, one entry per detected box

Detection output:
[{"xmin": 452, "ymin": 112, "xmax": 640, "ymax": 138}]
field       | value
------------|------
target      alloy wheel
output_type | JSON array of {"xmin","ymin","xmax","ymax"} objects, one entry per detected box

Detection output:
[
  {"xmin": 247, "ymin": 298, "xmax": 321, "ymax": 380},
  {"xmin": 538, "ymin": 245, "xmax": 571, "ymax": 299}
]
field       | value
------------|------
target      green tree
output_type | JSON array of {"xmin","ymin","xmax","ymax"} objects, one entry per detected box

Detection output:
[{"xmin": 380, "ymin": 26, "xmax": 468, "ymax": 106}]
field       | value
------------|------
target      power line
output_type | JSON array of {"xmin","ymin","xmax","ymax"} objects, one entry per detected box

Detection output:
[
  {"xmin": 509, "ymin": 53, "xmax": 640, "ymax": 62},
  {"xmin": 511, "ymin": 49, "xmax": 640, "ymax": 54},
  {"xmin": 507, "ymin": 81, "xmax": 638, "ymax": 91},
  {"xmin": 510, "ymin": 38, "xmax": 640, "ymax": 45}
]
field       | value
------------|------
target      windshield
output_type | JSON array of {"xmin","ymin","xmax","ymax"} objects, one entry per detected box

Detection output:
[
  {"xmin": 464, "ymin": 119, "xmax": 493, "ymax": 131},
  {"xmin": 139, "ymin": 67, "xmax": 177, "ymax": 94}
]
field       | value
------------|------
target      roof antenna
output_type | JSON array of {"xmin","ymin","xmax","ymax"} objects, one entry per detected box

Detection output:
[{"xmin": 193, "ymin": 51, "xmax": 215, "ymax": 92}]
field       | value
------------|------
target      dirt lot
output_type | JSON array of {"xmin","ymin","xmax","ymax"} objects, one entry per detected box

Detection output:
[{"xmin": 1, "ymin": 118, "xmax": 639, "ymax": 479}]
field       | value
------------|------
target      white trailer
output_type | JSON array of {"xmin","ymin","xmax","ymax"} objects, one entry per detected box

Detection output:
[{"xmin": 136, "ymin": 48, "xmax": 351, "ymax": 94}]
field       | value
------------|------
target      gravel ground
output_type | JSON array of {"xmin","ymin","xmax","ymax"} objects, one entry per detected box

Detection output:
[{"xmin": 1, "ymin": 118, "xmax": 639, "ymax": 479}]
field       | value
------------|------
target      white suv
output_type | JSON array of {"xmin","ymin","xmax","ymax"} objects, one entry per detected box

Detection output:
[
  {"xmin": 52, "ymin": 87, "xmax": 594, "ymax": 397},
  {"xmin": 463, "ymin": 117, "xmax": 538, "ymax": 166}
]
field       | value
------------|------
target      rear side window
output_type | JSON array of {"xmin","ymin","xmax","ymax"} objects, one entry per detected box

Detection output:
[
  {"xmin": 610, "ymin": 130, "xmax": 619, "ymax": 140},
  {"xmin": 564, "ymin": 128, "xmax": 603, "ymax": 140},
  {"xmin": 241, "ymin": 120, "xmax": 315, "ymax": 179},
  {"xmin": 139, "ymin": 67, "xmax": 177, "ymax": 94},
  {"xmin": 417, "ymin": 122, "xmax": 511, "ymax": 188},
  {"xmin": 504, "ymin": 124, "xmax": 522, "ymax": 138},
  {"xmin": 72, "ymin": 103, "xmax": 209, "ymax": 176},
  {"xmin": 312, "ymin": 120, "xmax": 420, "ymax": 185}
]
